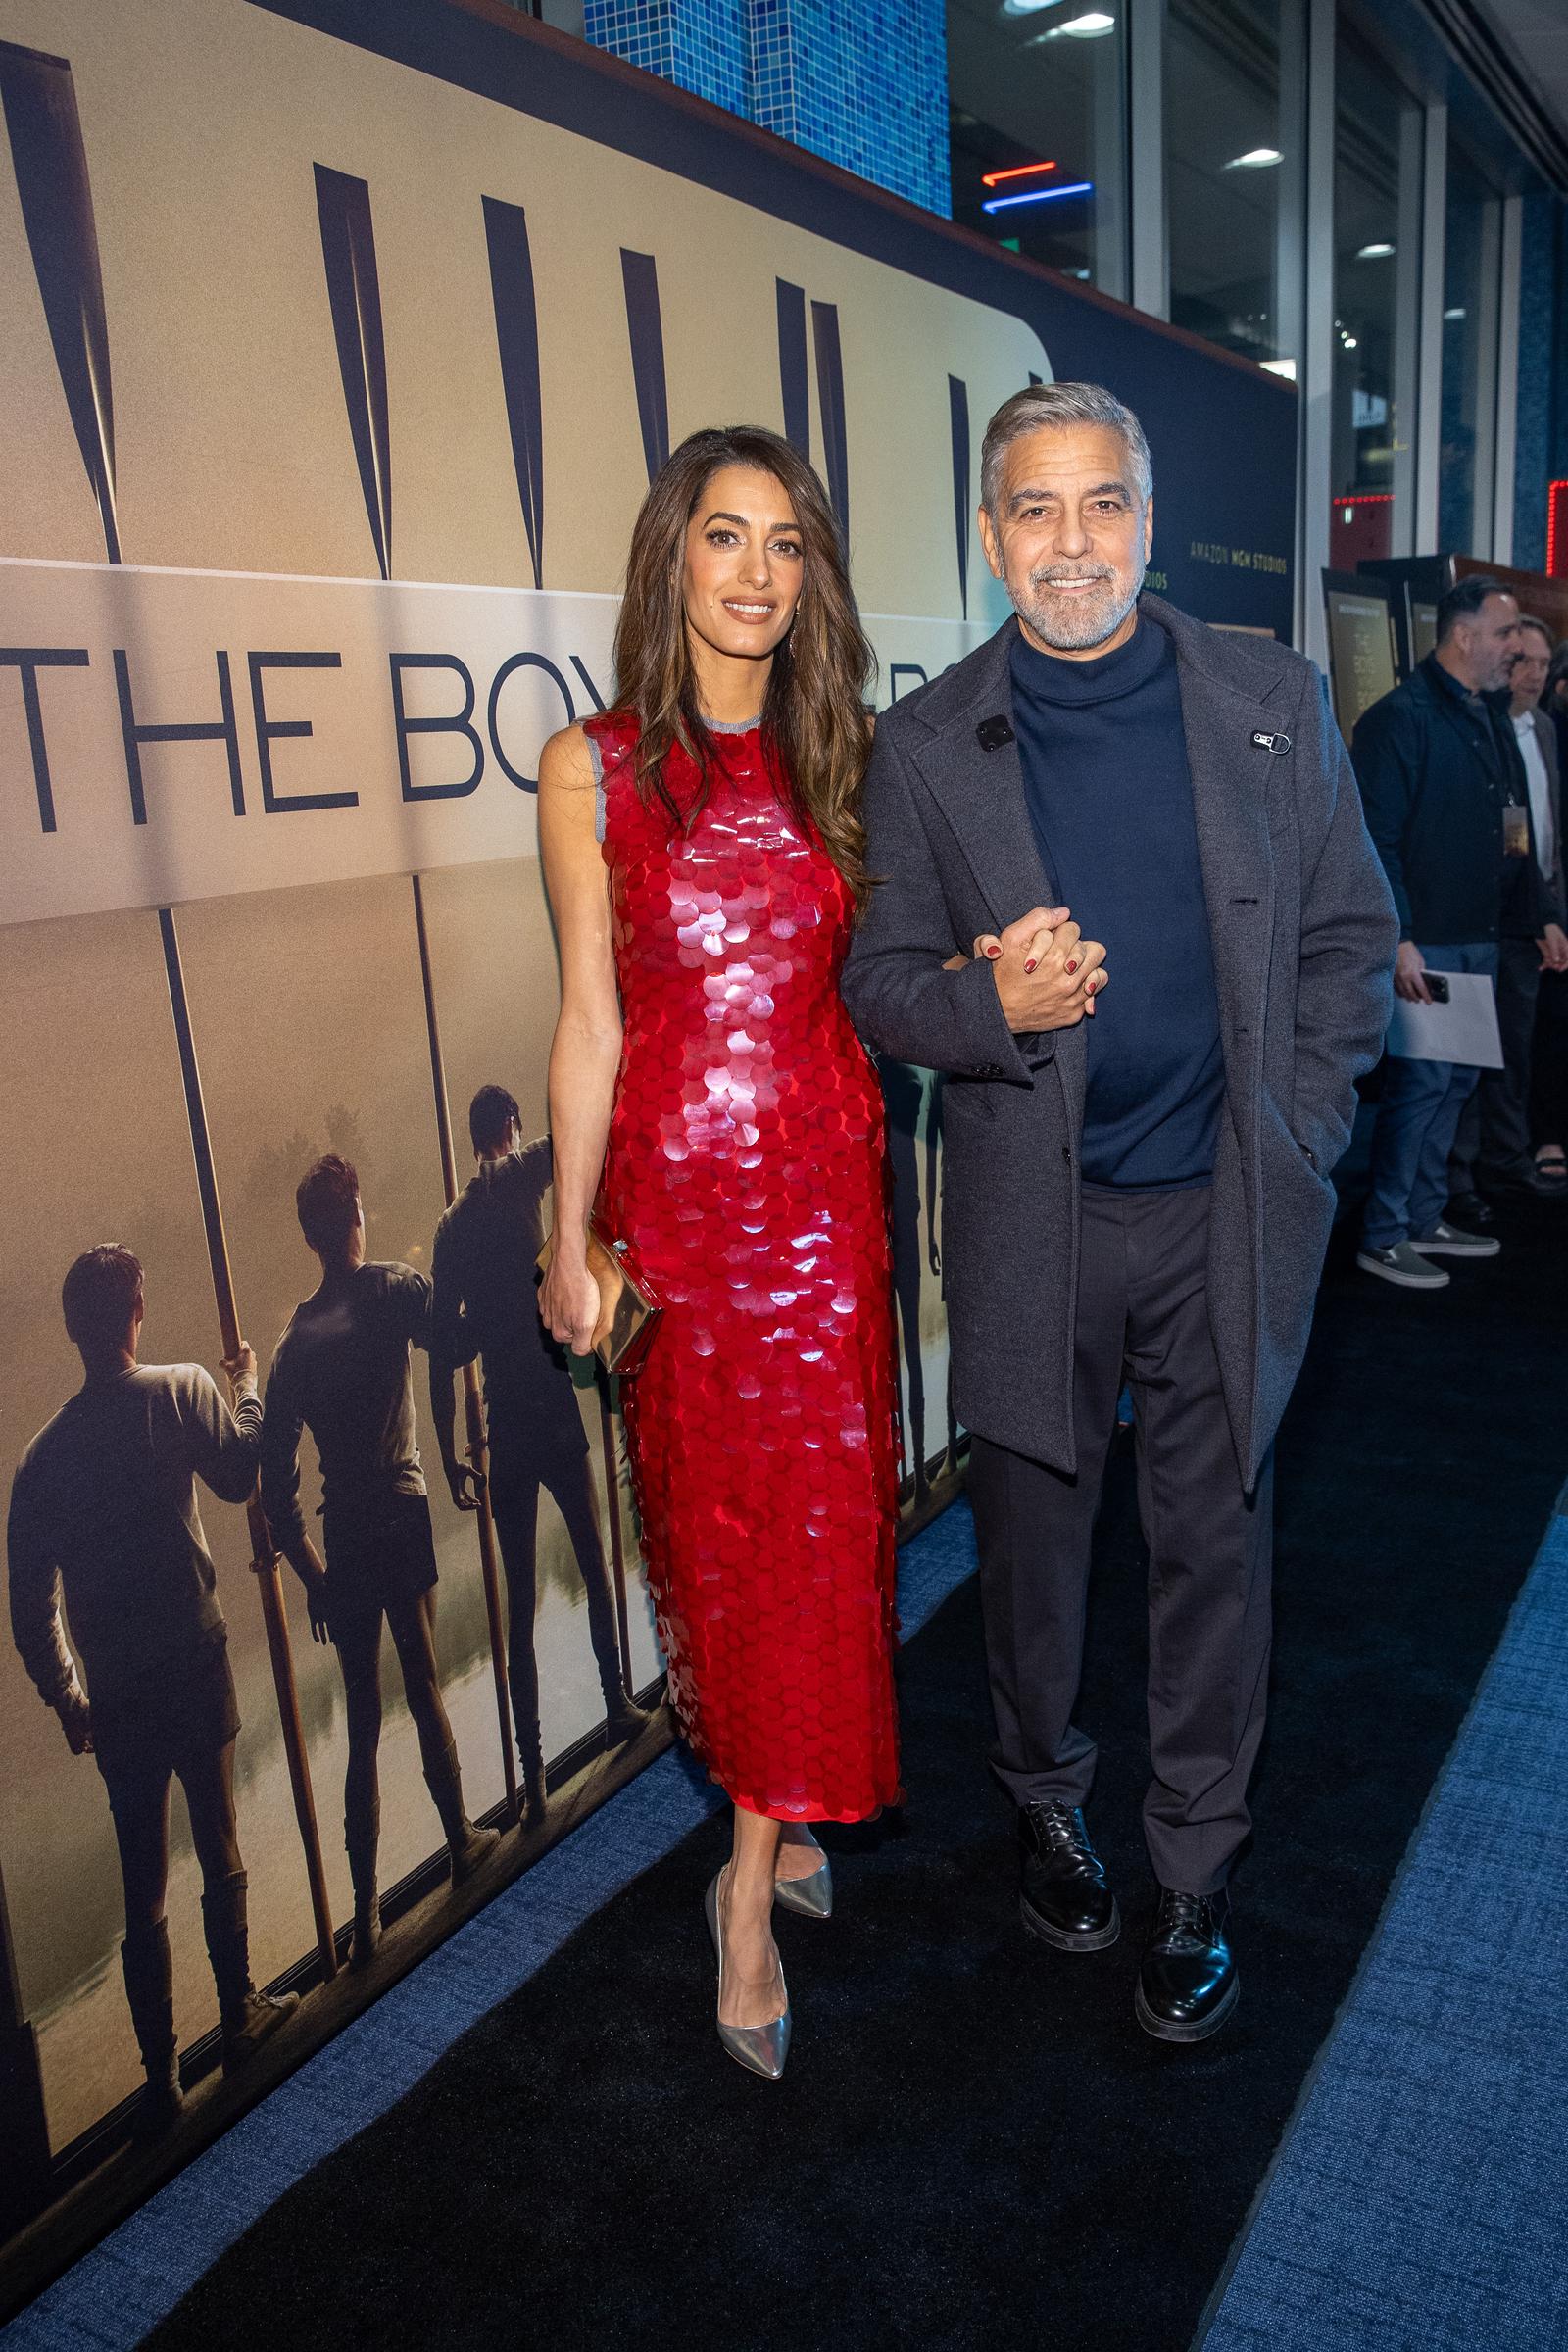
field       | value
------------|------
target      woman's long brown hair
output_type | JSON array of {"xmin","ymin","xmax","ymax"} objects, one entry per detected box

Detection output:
[{"xmin": 610, "ymin": 426, "xmax": 877, "ymax": 915}]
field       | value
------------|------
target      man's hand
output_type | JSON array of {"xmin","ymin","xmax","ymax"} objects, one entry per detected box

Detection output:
[
  {"xmin": 1538, "ymin": 922, "xmax": 1568, "ymax": 974},
  {"xmin": 445, "ymin": 1457, "xmax": 486, "ymax": 1513},
  {"xmin": 304, "ymin": 1566, "xmax": 332, "ymax": 1645},
  {"xmin": 943, "ymin": 906, "xmax": 1070, "ymax": 975},
  {"xmin": 55, "ymin": 1690, "xmax": 93, "ymax": 1755},
  {"xmin": 982, "ymin": 906, "xmax": 1107, "ymax": 1033},
  {"xmin": 221, "ymin": 1342, "xmax": 258, "ymax": 1395},
  {"xmin": 1393, "ymin": 941, "xmax": 1433, "ymax": 1004},
  {"xmin": 281, "ymin": 1537, "xmax": 332, "ymax": 1644}
]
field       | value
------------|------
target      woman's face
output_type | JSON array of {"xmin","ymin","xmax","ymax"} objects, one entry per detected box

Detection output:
[{"xmin": 680, "ymin": 466, "xmax": 805, "ymax": 667}]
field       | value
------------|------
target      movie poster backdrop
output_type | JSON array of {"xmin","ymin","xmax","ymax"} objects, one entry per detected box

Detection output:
[{"xmin": 0, "ymin": 0, "xmax": 1296, "ymax": 2262}]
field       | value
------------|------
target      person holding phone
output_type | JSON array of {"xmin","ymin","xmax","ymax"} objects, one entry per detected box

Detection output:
[
  {"xmin": 535, "ymin": 428, "xmax": 901, "ymax": 2081},
  {"xmin": 1354, "ymin": 578, "xmax": 1561, "ymax": 1290}
]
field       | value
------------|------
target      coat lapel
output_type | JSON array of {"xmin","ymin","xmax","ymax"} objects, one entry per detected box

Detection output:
[
  {"xmin": 903, "ymin": 622, "xmax": 1059, "ymax": 930},
  {"xmin": 1156, "ymin": 604, "xmax": 1289, "ymax": 1113},
  {"xmin": 903, "ymin": 620, "xmax": 1086, "ymax": 1123}
]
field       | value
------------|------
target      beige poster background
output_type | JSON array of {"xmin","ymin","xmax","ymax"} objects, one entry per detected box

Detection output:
[{"xmin": 0, "ymin": 0, "xmax": 1048, "ymax": 2192}]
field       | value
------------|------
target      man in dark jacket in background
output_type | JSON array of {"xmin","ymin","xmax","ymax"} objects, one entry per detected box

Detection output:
[
  {"xmin": 1353, "ymin": 578, "xmax": 1562, "ymax": 1292},
  {"xmin": 1447, "ymin": 616, "xmax": 1568, "ymax": 1206}
]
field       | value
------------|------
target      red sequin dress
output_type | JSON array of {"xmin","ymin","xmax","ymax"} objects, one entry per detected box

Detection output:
[{"xmin": 589, "ymin": 710, "xmax": 902, "ymax": 1822}]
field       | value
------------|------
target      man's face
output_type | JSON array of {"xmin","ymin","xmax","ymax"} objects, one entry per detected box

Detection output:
[
  {"xmin": 1510, "ymin": 635, "xmax": 1550, "ymax": 712},
  {"xmin": 1456, "ymin": 593, "xmax": 1521, "ymax": 694},
  {"xmin": 977, "ymin": 423, "xmax": 1152, "ymax": 657}
]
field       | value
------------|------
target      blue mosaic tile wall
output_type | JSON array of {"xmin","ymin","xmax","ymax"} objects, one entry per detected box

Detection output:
[
  {"xmin": 584, "ymin": 0, "xmax": 950, "ymax": 218},
  {"xmin": 585, "ymin": 0, "xmax": 751, "ymax": 122},
  {"xmin": 746, "ymin": 0, "xmax": 949, "ymax": 216}
]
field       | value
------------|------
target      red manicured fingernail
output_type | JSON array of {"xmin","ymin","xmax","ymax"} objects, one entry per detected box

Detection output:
[
  {"xmin": 1065, "ymin": 959, "xmax": 1078, "ymax": 974},
  {"xmin": 987, "ymin": 946, "xmax": 1001, "ymax": 958},
  {"xmin": 1024, "ymin": 958, "xmax": 1037, "ymax": 973}
]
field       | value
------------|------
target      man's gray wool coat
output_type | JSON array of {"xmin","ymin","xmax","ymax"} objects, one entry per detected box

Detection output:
[{"xmin": 841, "ymin": 595, "xmax": 1399, "ymax": 1492}]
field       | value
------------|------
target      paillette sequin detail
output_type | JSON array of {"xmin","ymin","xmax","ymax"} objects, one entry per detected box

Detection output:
[{"xmin": 590, "ymin": 710, "xmax": 902, "ymax": 1822}]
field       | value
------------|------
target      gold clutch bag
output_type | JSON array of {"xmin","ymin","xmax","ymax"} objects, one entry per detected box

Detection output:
[{"xmin": 536, "ymin": 1217, "xmax": 662, "ymax": 1378}]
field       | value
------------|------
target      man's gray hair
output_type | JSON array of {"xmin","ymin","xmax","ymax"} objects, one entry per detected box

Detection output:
[{"xmin": 980, "ymin": 381, "xmax": 1153, "ymax": 516}]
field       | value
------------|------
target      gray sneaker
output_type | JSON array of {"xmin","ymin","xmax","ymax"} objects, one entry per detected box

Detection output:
[
  {"xmin": 1356, "ymin": 1240, "xmax": 1450, "ymax": 1289},
  {"xmin": 1410, "ymin": 1220, "xmax": 1500, "ymax": 1259}
]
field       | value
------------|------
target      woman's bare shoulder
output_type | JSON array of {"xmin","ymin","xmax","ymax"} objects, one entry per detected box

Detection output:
[{"xmin": 539, "ymin": 720, "xmax": 596, "ymax": 796}]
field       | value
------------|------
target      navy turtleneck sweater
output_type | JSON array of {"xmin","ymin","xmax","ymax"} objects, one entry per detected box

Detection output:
[{"xmin": 1008, "ymin": 613, "xmax": 1223, "ymax": 1190}]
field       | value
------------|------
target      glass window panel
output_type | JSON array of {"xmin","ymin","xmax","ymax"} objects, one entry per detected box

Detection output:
[
  {"xmin": 491, "ymin": 0, "xmax": 585, "ymax": 25},
  {"xmin": 0, "ymin": 908, "xmax": 302, "ymax": 2148},
  {"xmin": 1440, "ymin": 144, "xmax": 1500, "ymax": 558},
  {"xmin": 416, "ymin": 858, "xmax": 663, "ymax": 1751},
  {"xmin": 174, "ymin": 875, "xmax": 512, "ymax": 1920},
  {"xmin": 1331, "ymin": 32, "xmax": 1423, "ymax": 566},
  {"xmin": 1165, "ymin": 0, "xmax": 1287, "ymax": 366},
  {"xmin": 947, "ymin": 0, "xmax": 1127, "ymax": 292}
]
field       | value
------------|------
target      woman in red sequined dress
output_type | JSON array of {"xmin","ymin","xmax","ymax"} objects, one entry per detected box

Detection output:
[{"xmin": 537, "ymin": 427, "xmax": 901, "ymax": 2078}]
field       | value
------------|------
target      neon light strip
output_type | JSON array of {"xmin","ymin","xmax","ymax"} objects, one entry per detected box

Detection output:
[
  {"xmin": 1336, "ymin": 492, "xmax": 1394, "ymax": 506},
  {"xmin": 1547, "ymin": 479, "xmax": 1568, "ymax": 578},
  {"xmin": 982, "ymin": 180, "xmax": 1094, "ymax": 214},
  {"xmin": 981, "ymin": 160, "xmax": 1059, "ymax": 187}
]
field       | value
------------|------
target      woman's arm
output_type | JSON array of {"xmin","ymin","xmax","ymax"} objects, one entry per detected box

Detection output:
[{"xmin": 537, "ymin": 722, "xmax": 622, "ymax": 1356}]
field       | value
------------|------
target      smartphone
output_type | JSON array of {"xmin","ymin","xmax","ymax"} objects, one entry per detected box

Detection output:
[{"xmin": 1423, "ymin": 972, "xmax": 1450, "ymax": 1004}]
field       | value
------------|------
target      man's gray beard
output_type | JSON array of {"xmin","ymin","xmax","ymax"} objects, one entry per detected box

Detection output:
[{"xmin": 1015, "ymin": 557, "xmax": 1146, "ymax": 653}]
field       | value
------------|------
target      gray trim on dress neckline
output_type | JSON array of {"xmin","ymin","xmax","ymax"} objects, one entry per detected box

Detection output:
[{"xmin": 591, "ymin": 713, "xmax": 762, "ymax": 842}]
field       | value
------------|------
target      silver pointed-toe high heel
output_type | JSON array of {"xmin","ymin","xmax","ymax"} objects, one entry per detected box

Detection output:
[
  {"xmin": 773, "ymin": 1828, "xmax": 833, "ymax": 1920},
  {"xmin": 706, "ymin": 1868, "xmax": 791, "ymax": 2081}
]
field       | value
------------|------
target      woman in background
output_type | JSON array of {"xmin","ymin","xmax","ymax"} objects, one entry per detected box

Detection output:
[{"xmin": 537, "ymin": 427, "xmax": 901, "ymax": 2080}]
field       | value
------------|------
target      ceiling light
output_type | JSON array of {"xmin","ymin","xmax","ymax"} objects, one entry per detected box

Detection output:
[
  {"xmin": 1001, "ymin": 0, "xmax": 1066, "ymax": 14},
  {"xmin": 1356, "ymin": 241, "xmax": 1395, "ymax": 259},
  {"xmin": 1260, "ymin": 358, "xmax": 1298, "ymax": 380},
  {"xmin": 1344, "ymin": 336, "xmax": 1358, "ymax": 349},
  {"xmin": 1444, "ymin": 305, "xmax": 1466, "ymax": 319},
  {"xmin": 1036, "ymin": 10, "xmax": 1117, "ymax": 37},
  {"xmin": 1225, "ymin": 148, "xmax": 1282, "ymax": 170},
  {"xmin": 983, "ymin": 179, "xmax": 1095, "ymax": 213}
]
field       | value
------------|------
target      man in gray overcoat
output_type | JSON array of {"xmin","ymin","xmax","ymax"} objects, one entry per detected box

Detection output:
[{"xmin": 843, "ymin": 382, "xmax": 1397, "ymax": 2041}]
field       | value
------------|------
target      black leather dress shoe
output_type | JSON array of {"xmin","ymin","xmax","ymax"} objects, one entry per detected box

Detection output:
[
  {"xmin": 1135, "ymin": 1888, "xmax": 1238, "ymax": 2043},
  {"xmin": 1018, "ymin": 1800, "xmax": 1119, "ymax": 1951},
  {"xmin": 1446, "ymin": 1190, "xmax": 1496, "ymax": 1230}
]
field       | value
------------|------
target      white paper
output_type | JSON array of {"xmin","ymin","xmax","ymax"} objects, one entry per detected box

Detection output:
[{"xmin": 1386, "ymin": 971, "xmax": 1504, "ymax": 1068}]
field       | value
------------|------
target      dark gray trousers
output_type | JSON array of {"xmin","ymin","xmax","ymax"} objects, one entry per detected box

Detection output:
[
  {"xmin": 968, "ymin": 1185, "xmax": 1273, "ymax": 1895},
  {"xmin": 1449, "ymin": 933, "xmax": 1542, "ymax": 1186}
]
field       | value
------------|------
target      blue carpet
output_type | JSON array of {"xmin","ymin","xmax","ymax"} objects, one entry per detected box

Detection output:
[
  {"xmin": 0, "ymin": 1504, "xmax": 979, "ymax": 2351},
  {"xmin": 1200, "ymin": 1491, "xmax": 1568, "ymax": 2352}
]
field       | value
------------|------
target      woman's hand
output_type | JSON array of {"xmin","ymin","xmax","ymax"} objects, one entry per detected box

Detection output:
[
  {"xmin": 942, "ymin": 906, "xmax": 1106, "ymax": 1026},
  {"xmin": 539, "ymin": 1250, "xmax": 602, "ymax": 1356}
]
